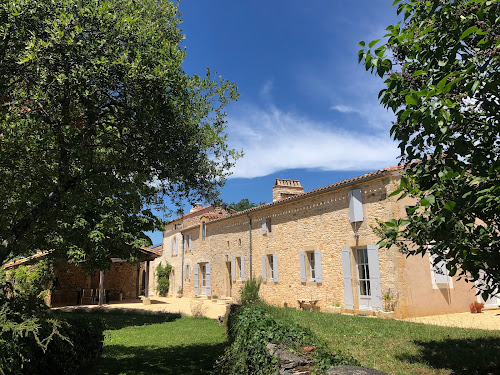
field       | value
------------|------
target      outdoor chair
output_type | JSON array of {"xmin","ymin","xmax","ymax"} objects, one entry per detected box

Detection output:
[{"xmin": 80, "ymin": 288, "xmax": 94, "ymax": 305}]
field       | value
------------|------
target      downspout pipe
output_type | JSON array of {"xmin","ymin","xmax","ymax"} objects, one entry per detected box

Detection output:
[
  {"xmin": 246, "ymin": 213, "xmax": 252, "ymax": 279},
  {"xmin": 181, "ymin": 233, "xmax": 185, "ymax": 294}
]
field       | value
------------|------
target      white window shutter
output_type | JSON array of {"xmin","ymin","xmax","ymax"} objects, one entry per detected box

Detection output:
[
  {"xmin": 194, "ymin": 264, "xmax": 199, "ymax": 296},
  {"xmin": 262, "ymin": 218, "xmax": 267, "ymax": 234},
  {"xmin": 341, "ymin": 247, "xmax": 354, "ymax": 309},
  {"xmin": 348, "ymin": 189, "xmax": 364, "ymax": 223},
  {"xmin": 299, "ymin": 251, "xmax": 306, "ymax": 282},
  {"xmin": 232, "ymin": 257, "xmax": 236, "ymax": 281},
  {"xmin": 206, "ymin": 263, "xmax": 212, "ymax": 296},
  {"xmin": 273, "ymin": 253, "xmax": 278, "ymax": 281},
  {"xmin": 367, "ymin": 245, "xmax": 382, "ymax": 310},
  {"xmin": 175, "ymin": 237, "xmax": 178, "ymax": 255},
  {"xmin": 189, "ymin": 234, "xmax": 192, "ymax": 250},
  {"xmin": 262, "ymin": 255, "xmax": 267, "ymax": 281},
  {"xmin": 315, "ymin": 250, "xmax": 322, "ymax": 282},
  {"xmin": 184, "ymin": 237, "xmax": 187, "ymax": 253},
  {"xmin": 241, "ymin": 256, "xmax": 246, "ymax": 281},
  {"xmin": 170, "ymin": 238, "xmax": 173, "ymax": 256}
]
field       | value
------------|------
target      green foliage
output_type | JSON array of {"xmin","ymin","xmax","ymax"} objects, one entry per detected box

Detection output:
[
  {"xmin": 239, "ymin": 276, "xmax": 262, "ymax": 305},
  {"xmin": 156, "ymin": 262, "xmax": 172, "ymax": 297},
  {"xmin": 0, "ymin": 0, "xmax": 239, "ymax": 270},
  {"xmin": 215, "ymin": 303, "xmax": 358, "ymax": 375},
  {"xmin": 0, "ymin": 268, "xmax": 104, "ymax": 374},
  {"xmin": 359, "ymin": 0, "xmax": 500, "ymax": 298},
  {"xmin": 227, "ymin": 199, "xmax": 265, "ymax": 212},
  {"xmin": 6, "ymin": 260, "xmax": 54, "ymax": 312}
]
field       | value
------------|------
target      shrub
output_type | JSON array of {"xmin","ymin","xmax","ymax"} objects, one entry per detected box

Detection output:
[
  {"xmin": 0, "ymin": 264, "xmax": 105, "ymax": 374},
  {"xmin": 239, "ymin": 277, "xmax": 262, "ymax": 305},
  {"xmin": 215, "ymin": 303, "xmax": 358, "ymax": 374},
  {"xmin": 156, "ymin": 262, "xmax": 172, "ymax": 296}
]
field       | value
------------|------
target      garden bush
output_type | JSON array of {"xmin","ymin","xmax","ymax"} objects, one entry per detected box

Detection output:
[
  {"xmin": 214, "ymin": 303, "xmax": 358, "ymax": 374},
  {"xmin": 0, "ymin": 264, "xmax": 105, "ymax": 374}
]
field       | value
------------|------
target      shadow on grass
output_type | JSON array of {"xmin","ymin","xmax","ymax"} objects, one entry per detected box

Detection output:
[
  {"xmin": 53, "ymin": 309, "xmax": 182, "ymax": 331},
  {"xmin": 397, "ymin": 337, "xmax": 500, "ymax": 375},
  {"xmin": 79, "ymin": 342, "xmax": 227, "ymax": 375}
]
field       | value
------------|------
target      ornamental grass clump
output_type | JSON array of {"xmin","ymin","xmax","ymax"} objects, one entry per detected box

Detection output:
[{"xmin": 239, "ymin": 277, "xmax": 262, "ymax": 305}]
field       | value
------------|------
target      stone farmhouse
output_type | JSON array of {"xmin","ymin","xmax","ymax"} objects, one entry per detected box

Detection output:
[{"xmin": 149, "ymin": 165, "xmax": 495, "ymax": 318}]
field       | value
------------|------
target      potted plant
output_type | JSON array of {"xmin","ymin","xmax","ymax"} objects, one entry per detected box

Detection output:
[
  {"xmin": 176, "ymin": 289, "xmax": 182, "ymax": 298},
  {"xmin": 212, "ymin": 294, "xmax": 218, "ymax": 303},
  {"xmin": 469, "ymin": 301, "xmax": 484, "ymax": 313}
]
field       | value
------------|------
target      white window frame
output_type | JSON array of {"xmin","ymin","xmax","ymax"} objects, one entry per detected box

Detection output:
[{"xmin": 429, "ymin": 253, "xmax": 453, "ymax": 289}]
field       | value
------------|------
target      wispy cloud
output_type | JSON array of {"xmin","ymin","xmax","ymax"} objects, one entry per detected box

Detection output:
[
  {"xmin": 259, "ymin": 80, "xmax": 274, "ymax": 100},
  {"xmin": 227, "ymin": 104, "xmax": 399, "ymax": 179},
  {"xmin": 330, "ymin": 104, "xmax": 362, "ymax": 114}
]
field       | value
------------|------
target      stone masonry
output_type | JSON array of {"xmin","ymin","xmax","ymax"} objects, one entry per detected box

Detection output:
[{"xmin": 150, "ymin": 166, "xmax": 476, "ymax": 318}]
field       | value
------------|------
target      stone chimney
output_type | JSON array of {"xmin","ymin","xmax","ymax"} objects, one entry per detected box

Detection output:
[
  {"xmin": 273, "ymin": 179, "xmax": 304, "ymax": 202},
  {"xmin": 190, "ymin": 203, "xmax": 203, "ymax": 212}
]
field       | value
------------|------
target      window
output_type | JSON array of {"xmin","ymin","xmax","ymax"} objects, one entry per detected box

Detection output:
[
  {"xmin": 356, "ymin": 248, "xmax": 370, "ymax": 296},
  {"xmin": 236, "ymin": 256, "xmax": 245, "ymax": 281},
  {"xmin": 170, "ymin": 237, "xmax": 178, "ymax": 256},
  {"xmin": 308, "ymin": 252, "xmax": 316, "ymax": 280},
  {"xmin": 429, "ymin": 253, "xmax": 452, "ymax": 289},
  {"xmin": 201, "ymin": 222, "xmax": 206, "ymax": 242},
  {"xmin": 300, "ymin": 250, "xmax": 322, "ymax": 283},
  {"xmin": 185, "ymin": 264, "xmax": 191, "ymax": 282},
  {"xmin": 262, "ymin": 217, "xmax": 272, "ymax": 234},
  {"xmin": 174, "ymin": 223, "xmax": 183, "ymax": 230},
  {"xmin": 262, "ymin": 254, "xmax": 278, "ymax": 282}
]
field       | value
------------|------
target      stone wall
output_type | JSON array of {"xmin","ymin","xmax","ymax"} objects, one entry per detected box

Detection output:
[{"xmin": 51, "ymin": 260, "xmax": 140, "ymax": 305}]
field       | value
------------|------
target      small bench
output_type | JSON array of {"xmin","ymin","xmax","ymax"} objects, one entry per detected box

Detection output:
[{"xmin": 297, "ymin": 299, "xmax": 320, "ymax": 310}]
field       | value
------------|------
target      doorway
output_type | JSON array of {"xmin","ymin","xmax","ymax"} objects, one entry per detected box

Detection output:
[
  {"xmin": 140, "ymin": 270, "xmax": 146, "ymax": 296},
  {"xmin": 226, "ymin": 261, "xmax": 232, "ymax": 297},
  {"xmin": 200, "ymin": 263, "xmax": 207, "ymax": 295}
]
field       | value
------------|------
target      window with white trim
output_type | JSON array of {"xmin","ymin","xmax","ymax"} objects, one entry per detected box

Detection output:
[
  {"xmin": 236, "ymin": 256, "xmax": 246, "ymax": 281},
  {"xmin": 300, "ymin": 250, "xmax": 322, "ymax": 283},
  {"xmin": 268, "ymin": 254, "xmax": 278, "ymax": 281}
]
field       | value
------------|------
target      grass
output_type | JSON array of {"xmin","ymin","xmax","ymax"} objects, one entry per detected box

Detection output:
[
  {"xmin": 260, "ymin": 304, "xmax": 500, "ymax": 375},
  {"xmin": 58, "ymin": 309, "xmax": 227, "ymax": 375}
]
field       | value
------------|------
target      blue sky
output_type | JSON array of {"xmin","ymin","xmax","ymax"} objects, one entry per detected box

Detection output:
[{"xmin": 147, "ymin": 1, "xmax": 402, "ymax": 245}]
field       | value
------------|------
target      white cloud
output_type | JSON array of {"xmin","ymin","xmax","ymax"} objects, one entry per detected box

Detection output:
[
  {"xmin": 330, "ymin": 104, "xmax": 361, "ymax": 114},
  {"xmin": 226, "ymin": 105, "xmax": 399, "ymax": 179},
  {"xmin": 259, "ymin": 80, "xmax": 274, "ymax": 102}
]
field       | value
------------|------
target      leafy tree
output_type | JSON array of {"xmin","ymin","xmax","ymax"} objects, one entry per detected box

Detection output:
[
  {"xmin": 359, "ymin": 0, "xmax": 499, "ymax": 298},
  {"xmin": 0, "ymin": 0, "xmax": 239, "ymax": 269},
  {"xmin": 227, "ymin": 199, "xmax": 265, "ymax": 212}
]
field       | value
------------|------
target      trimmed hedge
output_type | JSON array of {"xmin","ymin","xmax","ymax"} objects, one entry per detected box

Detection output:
[
  {"xmin": 0, "ymin": 312, "xmax": 105, "ymax": 375},
  {"xmin": 215, "ymin": 303, "xmax": 359, "ymax": 374}
]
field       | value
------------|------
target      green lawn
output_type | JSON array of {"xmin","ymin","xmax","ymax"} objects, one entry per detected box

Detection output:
[
  {"xmin": 72, "ymin": 310, "xmax": 226, "ymax": 375},
  {"xmin": 61, "ymin": 307, "xmax": 500, "ymax": 375},
  {"xmin": 261, "ymin": 305, "xmax": 500, "ymax": 375}
]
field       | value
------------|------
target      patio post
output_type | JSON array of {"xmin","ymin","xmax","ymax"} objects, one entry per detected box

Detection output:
[{"xmin": 98, "ymin": 270, "xmax": 104, "ymax": 305}]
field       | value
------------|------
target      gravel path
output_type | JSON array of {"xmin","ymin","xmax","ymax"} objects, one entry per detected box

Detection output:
[
  {"xmin": 404, "ymin": 308, "xmax": 500, "ymax": 330},
  {"xmin": 55, "ymin": 296, "xmax": 230, "ymax": 319}
]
